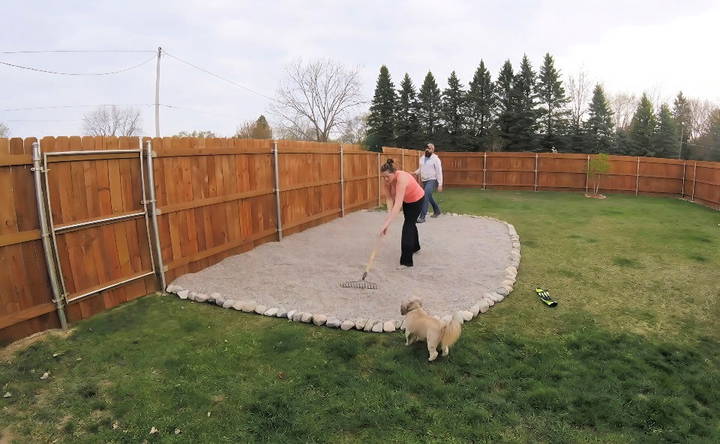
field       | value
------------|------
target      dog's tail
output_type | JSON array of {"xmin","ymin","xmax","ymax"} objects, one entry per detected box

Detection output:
[{"xmin": 441, "ymin": 312, "xmax": 463, "ymax": 349}]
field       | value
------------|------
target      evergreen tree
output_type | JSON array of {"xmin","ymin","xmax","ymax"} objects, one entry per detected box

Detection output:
[
  {"xmin": 395, "ymin": 73, "xmax": 421, "ymax": 149},
  {"xmin": 441, "ymin": 71, "xmax": 467, "ymax": 150},
  {"xmin": 614, "ymin": 128, "xmax": 632, "ymax": 156},
  {"xmin": 417, "ymin": 71, "xmax": 442, "ymax": 144},
  {"xmin": 585, "ymin": 85, "xmax": 615, "ymax": 153},
  {"xmin": 466, "ymin": 60, "xmax": 495, "ymax": 151},
  {"xmin": 495, "ymin": 60, "xmax": 515, "ymax": 149},
  {"xmin": 672, "ymin": 91, "xmax": 692, "ymax": 158},
  {"xmin": 628, "ymin": 93, "xmax": 657, "ymax": 156},
  {"xmin": 653, "ymin": 104, "xmax": 680, "ymax": 158},
  {"xmin": 536, "ymin": 53, "xmax": 570, "ymax": 151},
  {"xmin": 253, "ymin": 115, "xmax": 273, "ymax": 139},
  {"xmin": 366, "ymin": 65, "xmax": 396, "ymax": 149},
  {"xmin": 505, "ymin": 55, "xmax": 538, "ymax": 151}
]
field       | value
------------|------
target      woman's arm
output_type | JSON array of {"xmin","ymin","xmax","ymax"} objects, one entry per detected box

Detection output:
[
  {"xmin": 380, "ymin": 176, "xmax": 408, "ymax": 235},
  {"xmin": 383, "ymin": 182, "xmax": 394, "ymax": 211}
]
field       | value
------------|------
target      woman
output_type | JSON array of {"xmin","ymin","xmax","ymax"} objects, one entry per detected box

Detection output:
[{"xmin": 379, "ymin": 159, "xmax": 425, "ymax": 267}]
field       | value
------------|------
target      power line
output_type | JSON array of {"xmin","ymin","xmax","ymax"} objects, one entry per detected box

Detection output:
[
  {"xmin": 1, "ymin": 104, "xmax": 156, "ymax": 112},
  {"xmin": 1, "ymin": 102, "xmax": 244, "ymax": 121},
  {"xmin": 160, "ymin": 104, "xmax": 238, "ymax": 118},
  {"xmin": 5, "ymin": 119, "xmax": 82, "ymax": 122},
  {"xmin": 0, "ymin": 54, "xmax": 155, "ymax": 76},
  {"xmin": 0, "ymin": 49, "xmax": 154, "ymax": 54},
  {"xmin": 163, "ymin": 51, "xmax": 276, "ymax": 102}
]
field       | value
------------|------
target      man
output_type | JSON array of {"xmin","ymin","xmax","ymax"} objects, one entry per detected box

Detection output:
[{"xmin": 414, "ymin": 143, "xmax": 443, "ymax": 223}]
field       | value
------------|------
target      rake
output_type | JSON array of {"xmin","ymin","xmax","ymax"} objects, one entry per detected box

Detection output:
[{"xmin": 340, "ymin": 235, "xmax": 382, "ymax": 290}]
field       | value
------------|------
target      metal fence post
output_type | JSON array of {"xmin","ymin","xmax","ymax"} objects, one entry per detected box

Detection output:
[
  {"xmin": 339, "ymin": 144, "xmax": 345, "ymax": 217},
  {"xmin": 534, "ymin": 153, "xmax": 539, "ymax": 192},
  {"xmin": 680, "ymin": 160, "xmax": 687, "ymax": 198},
  {"xmin": 635, "ymin": 156, "xmax": 640, "ymax": 196},
  {"xmin": 144, "ymin": 139, "xmax": 167, "ymax": 291},
  {"xmin": 691, "ymin": 161, "xmax": 697, "ymax": 201},
  {"xmin": 585, "ymin": 155, "xmax": 590, "ymax": 194},
  {"xmin": 272, "ymin": 141, "xmax": 283, "ymax": 240},
  {"xmin": 377, "ymin": 152, "xmax": 381, "ymax": 206},
  {"xmin": 482, "ymin": 151, "xmax": 487, "ymax": 190},
  {"xmin": 32, "ymin": 141, "xmax": 68, "ymax": 329}
]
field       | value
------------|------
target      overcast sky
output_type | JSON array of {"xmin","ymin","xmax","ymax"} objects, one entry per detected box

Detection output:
[{"xmin": 2, "ymin": 0, "xmax": 718, "ymax": 138}]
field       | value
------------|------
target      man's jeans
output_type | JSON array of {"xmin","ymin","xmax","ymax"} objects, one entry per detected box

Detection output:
[{"xmin": 420, "ymin": 179, "xmax": 440, "ymax": 219}]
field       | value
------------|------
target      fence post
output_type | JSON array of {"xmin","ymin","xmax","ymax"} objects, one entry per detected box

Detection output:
[
  {"xmin": 377, "ymin": 152, "xmax": 381, "ymax": 206},
  {"xmin": 32, "ymin": 141, "xmax": 68, "ymax": 330},
  {"xmin": 635, "ymin": 156, "xmax": 640, "ymax": 196},
  {"xmin": 681, "ymin": 160, "xmax": 687, "ymax": 198},
  {"xmin": 534, "ymin": 153, "xmax": 539, "ymax": 192},
  {"xmin": 482, "ymin": 151, "xmax": 487, "ymax": 190},
  {"xmin": 691, "ymin": 161, "xmax": 697, "ymax": 201},
  {"xmin": 272, "ymin": 141, "xmax": 283, "ymax": 240},
  {"xmin": 585, "ymin": 155, "xmax": 590, "ymax": 194},
  {"xmin": 339, "ymin": 144, "xmax": 345, "ymax": 217},
  {"xmin": 143, "ymin": 139, "xmax": 166, "ymax": 291}
]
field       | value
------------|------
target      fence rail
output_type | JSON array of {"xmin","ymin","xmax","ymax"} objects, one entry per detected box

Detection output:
[{"xmin": 1, "ymin": 138, "xmax": 718, "ymax": 344}]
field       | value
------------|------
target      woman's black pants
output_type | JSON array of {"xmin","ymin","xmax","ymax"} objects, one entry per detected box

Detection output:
[{"xmin": 400, "ymin": 197, "xmax": 423, "ymax": 266}]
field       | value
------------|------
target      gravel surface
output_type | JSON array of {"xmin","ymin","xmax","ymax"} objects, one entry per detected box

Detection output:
[{"xmin": 171, "ymin": 210, "xmax": 515, "ymax": 323}]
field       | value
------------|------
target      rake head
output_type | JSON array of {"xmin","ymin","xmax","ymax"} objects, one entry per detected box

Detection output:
[{"xmin": 340, "ymin": 280, "xmax": 378, "ymax": 290}]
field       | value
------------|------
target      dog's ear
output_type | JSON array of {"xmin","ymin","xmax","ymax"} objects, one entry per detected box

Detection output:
[{"xmin": 403, "ymin": 299, "xmax": 421, "ymax": 314}]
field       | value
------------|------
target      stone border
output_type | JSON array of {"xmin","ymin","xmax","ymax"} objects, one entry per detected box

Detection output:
[{"xmin": 165, "ymin": 213, "xmax": 520, "ymax": 333}]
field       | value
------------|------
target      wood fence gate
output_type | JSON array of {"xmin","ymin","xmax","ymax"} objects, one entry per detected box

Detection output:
[{"xmin": 33, "ymin": 139, "xmax": 165, "ymax": 326}]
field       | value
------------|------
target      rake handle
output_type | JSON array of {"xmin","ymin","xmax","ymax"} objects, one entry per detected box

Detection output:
[{"xmin": 364, "ymin": 236, "xmax": 382, "ymax": 275}]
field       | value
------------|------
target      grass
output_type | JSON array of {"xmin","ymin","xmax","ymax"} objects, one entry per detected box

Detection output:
[{"xmin": 1, "ymin": 190, "xmax": 719, "ymax": 443}]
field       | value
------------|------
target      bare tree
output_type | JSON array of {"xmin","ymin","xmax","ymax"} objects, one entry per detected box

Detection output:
[
  {"xmin": 0, "ymin": 122, "xmax": 8, "ymax": 138},
  {"xmin": 688, "ymin": 99, "xmax": 716, "ymax": 139},
  {"xmin": 271, "ymin": 59, "xmax": 363, "ymax": 142},
  {"xmin": 337, "ymin": 113, "xmax": 368, "ymax": 144},
  {"xmin": 274, "ymin": 120, "xmax": 316, "ymax": 141},
  {"xmin": 174, "ymin": 130, "xmax": 216, "ymax": 138},
  {"xmin": 82, "ymin": 106, "xmax": 142, "ymax": 136},
  {"xmin": 566, "ymin": 70, "xmax": 592, "ymax": 130},
  {"xmin": 609, "ymin": 92, "xmax": 639, "ymax": 130}
]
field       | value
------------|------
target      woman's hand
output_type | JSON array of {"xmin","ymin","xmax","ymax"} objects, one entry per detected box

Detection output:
[{"xmin": 379, "ymin": 221, "xmax": 390, "ymax": 236}]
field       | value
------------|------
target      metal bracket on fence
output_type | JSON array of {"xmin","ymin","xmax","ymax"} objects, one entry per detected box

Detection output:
[
  {"xmin": 272, "ymin": 141, "xmax": 283, "ymax": 240},
  {"xmin": 144, "ymin": 140, "xmax": 166, "ymax": 291},
  {"xmin": 680, "ymin": 160, "xmax": 687, "ymax": 198},
  {"xmin": 635, "ymin": 156, "xmax": 641, "ymax": 196},
  {"xmin": 31, "ymin": 141, "xmax": 68, "ymax": 329},
  {"xmin": 483, "ymin": 152, "xmax": 487, "ymax": 190},
  {"xmin": 340, "ymin": 144, "xmax": 345, "ymax": 217},
  {"xmin": 691, "ymin": 161, "xmax": 698, "ymax": 201},
  {"xmin": 377, "ymin": 152, "xmax": 381, "ymax": 206},
  {"xmin": 585, "ymin": 155, "xmax": 590, "ymax": 194}
]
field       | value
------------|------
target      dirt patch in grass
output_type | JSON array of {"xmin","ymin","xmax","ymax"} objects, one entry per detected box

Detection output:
[{"xmin": 0, "ymin": 329, "xmax": 74, "ymax": 363}]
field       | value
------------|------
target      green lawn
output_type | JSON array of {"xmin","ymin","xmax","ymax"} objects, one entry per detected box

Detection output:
[{"xmin": 2, "ymin": 190, "xmax": 719, "ymax": 443}]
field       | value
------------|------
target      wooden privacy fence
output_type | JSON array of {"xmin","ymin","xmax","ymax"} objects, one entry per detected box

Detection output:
[
  {"xmin": 2, "ymin": 139, "xmax": 718, "ymax": 344},
  {"xmin": 384, "ymin": 148, "xmax": 720, "ymax": 210},
  {"xmin": 0, "ymin": 137, "xmax": 380, "ymax": 344}
]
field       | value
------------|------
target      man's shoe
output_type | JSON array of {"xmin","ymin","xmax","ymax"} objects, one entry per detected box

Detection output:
[
  {"xmin": 417, "ymin": 217, "xmax": 426, "ymax": 223},
  {"xmin": 430, "ymin": 212, "xmax": 441, "ymax": 218}
]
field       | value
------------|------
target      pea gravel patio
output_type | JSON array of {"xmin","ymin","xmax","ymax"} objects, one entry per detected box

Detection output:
[{"xmin": 166, "ymin": 210, "xmax": 521, "ymax": 332}]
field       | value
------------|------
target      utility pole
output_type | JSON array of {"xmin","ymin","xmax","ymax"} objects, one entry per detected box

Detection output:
[{"xmin": 154, "ymin": 46, "xmax": 162, "ymax": 137}]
